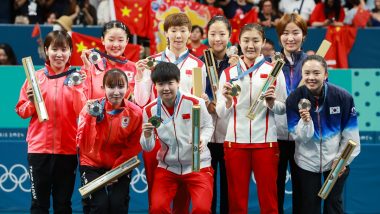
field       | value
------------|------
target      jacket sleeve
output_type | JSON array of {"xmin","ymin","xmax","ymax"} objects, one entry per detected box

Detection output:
[
  {"xmin": 265, "ymin": 69, "xmax": 286, "ymax": 115},
  {"xmin": 140, "ymin": 107, "xmax": 156, "ymax": 152},
  {"xmin": 71, "ymin": 83, "xmax": 87, "ymax": 117},
  {"xmin": 215, "ymin": 71, "xmax": 233, "ymax": 119},
  {"xmin": 15, "ymin": 79, "xmax": 36, "ymax": 119},
  {"xmin": 286, "ymin": 93, "xmax": 314, "ymax": 142},
  {"xmin": 76, "ymin": 105, "xmax": 97, "ymax": 154},
  {"xmin": 335, "ymin": 95, "xmax": 360, "ymax": 164},
  {"xmin": 200, "ymin": 99, "xmax": 215, "ymax": 145},
  {"xmin": 80, "ymin": 66, "xmax": 92, "ymax": 100},
  {"xmin": 134, "ymin": 68, "xmax": 153, "ymax": 107}
]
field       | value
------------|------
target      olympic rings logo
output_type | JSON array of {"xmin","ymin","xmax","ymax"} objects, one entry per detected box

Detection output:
[
  {"xmin": 130, "ymin": 167, "xmax": 147, "ymax": 194},
  {"xmin": 0, "ymin": 164, "xmax": 30, "ymax": 192},
  {"xmin": 251, "ymin": 169, "xmax": 293, "ymax": 195}
]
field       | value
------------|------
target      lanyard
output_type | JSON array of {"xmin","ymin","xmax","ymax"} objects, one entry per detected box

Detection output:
[
  {"xmin": 156, "ymin": 91, "xmax": 181, "ymax": 125},
  {"xmin": 161, "ymin": 50, "xmax": 189, "ymax": 65},
  {"xmin": 93, "ymin": 49, "xmax": 128, "ymax": 64},
  {"xmin": 230, "ymin": 58, "xmax": 265, "ymax": 83},
  {"xmin": 44, "ymin": 68, "xmax": 76, "ymax": 79}
]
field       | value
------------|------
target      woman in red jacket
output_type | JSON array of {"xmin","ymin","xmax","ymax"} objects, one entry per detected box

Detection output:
[
  {"xmin": 15, "ymin": 30, "xmax": 86, "ymax": 213},
  {"xmin": 77, "ymin": 68, "xmax": 142, "ymax": 213}
]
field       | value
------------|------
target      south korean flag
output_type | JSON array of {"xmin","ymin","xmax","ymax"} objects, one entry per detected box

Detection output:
[{"xmin": 330, "ymin": 106, "xmax": 341, "ymax": 114}]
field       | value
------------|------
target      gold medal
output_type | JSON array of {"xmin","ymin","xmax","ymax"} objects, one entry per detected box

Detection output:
[
  {"xmin": 230, "ymin": 84, "xmax": 241, "ymax": 97},
  {"xmin": 148, "ymin": 116, "xmax": 162, "ymax": 128},
  {"xmin": 147, "ymin": 58, "xmax": 155, "ymax": 68}
]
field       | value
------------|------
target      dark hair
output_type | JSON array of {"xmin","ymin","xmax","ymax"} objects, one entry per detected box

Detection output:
[
  {"xmin": 206, "ymin": 15, "xmax": 232, "ymax": 36},
  {"xmin": 259, "ymin": 0, "xmax": 273, "ymax": 11},
  {"xmin": 302, "ymin": 55, "xmax": 328, "ymax": 73},
  {"xmin": 103, "ymin": 68, "xmax": 129, "ymax": 88},
  {"xmin": 151, "ymin": 62, "xmax": 181, "ymax": 84},
  {"xmin": 324, "ymin": 0, "xmax": 343, "ymax": 21},
  {"xmin": 102, "ymin": 20, "xmax": 131, "ymax": 39},
  {"xmin": 276, "ymin": 13, "xmax": 308, "ymax": 39},
  {"xmin": 164, "ymin": 13, "xmax": 192, "ymax": 32},
  {"xmin": 191, "ymin": 25, "xmax": 204, "ymax": 36},
  {"xmin": 266, "ymin": 38, "xmax": 274, "ymax": 47},
  {"xmin": 239, "ymin": 23, "xmax": 265, "ymax": 41},
  {"xmin": 0, "ymin": 43, "xmax": 17, "ymax": 65},
  {"xmin": 44, "ymin": 30, "xmax": 73, "ymax": 54}
]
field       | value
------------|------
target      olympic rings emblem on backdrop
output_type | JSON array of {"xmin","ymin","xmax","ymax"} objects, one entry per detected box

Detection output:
[
  {"xmin": 130, "ymin": 167, "xmax": 147, "ymax": 194},
  {"xmin": 250, "ymin": 169, "xmax": 293, "ymax": 195},
  {"xmin": 0, "ymin": 164, "xmax": 30, "ymax": 192}
]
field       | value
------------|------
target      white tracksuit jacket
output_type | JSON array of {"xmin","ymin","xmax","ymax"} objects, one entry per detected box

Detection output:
[
  {"xmin": 140, "ymin": 92, "xmax": 214, "ymax": 174},
  {"xmin": 134, "ymin": 48, "xmax": 207, "ymax": 107},
  {"xmin": 216, "ymin": 56, "xmax": 287, "ymax": 144}
]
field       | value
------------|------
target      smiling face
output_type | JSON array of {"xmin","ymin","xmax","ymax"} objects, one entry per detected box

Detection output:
[
  {"xmin": 102, "ymin": 27, "xmax": 129, "ymax": 57},
  {"xmin": 165, "ymin": 25, "xmax": 191, "ymax": 52},
  {"xmin": 302, "ymin": 59, "xmax": 328, "ymax": 96},
  {"xmin": 239, "ymin": 28, "xmax": 265, "ymax": 64},
  {"xmin": 155, "ymin": 80, "xmax": 180, "ymax": 106},
  {"xmin": 45, "ymin": 43, "xmax": 71, "ymax": 72},
  {"xmin": 280, "ymin": 22, "xmax": 304, "ymax": 54},
  {"xmin": 208, "ymin": 21, "xmax": 230, "ymax": 56},
  {"xmin": 104, "ymin": 76, "xmax": 127, "ymax": 108}
]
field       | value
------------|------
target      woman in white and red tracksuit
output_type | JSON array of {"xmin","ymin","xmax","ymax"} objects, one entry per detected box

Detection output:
[
  {"xmin": 80, "ymin": 20, "xmax": 137, "ymax": 100},
  {"xmin": 77, "ymin": 68, "xmax": 142, "ymax": 213},
  {"xmin": 140, "ymin": 62, "xmax": 214, "ymax": 213},
  {"xmin": 134, "ymin": 13, "xmax": 207, "ymax": 212},
  {"xmin": 216, "ymin": 24, "xmax": 287, "ymax": 214},
  {"xmin": 15, "ymin": 30, "xmax": 86, "ymax": 213}
]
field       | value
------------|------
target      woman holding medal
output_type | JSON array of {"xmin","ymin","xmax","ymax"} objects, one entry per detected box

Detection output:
[
  {"xmin": 80, "ymin": 20, "xmax": 137, "ymax": 100},
  {"xmin": 15, "ymin": 30, "xmax": 86, "ymax": 213},
  {"xmin": 133, "ymin": 13, "xmax": 208, "ymax": 212},
  {"xmin": 274, "ymin": 13, "xmax": 309, "ymax": 214},
  {"xmin": 140, "ymin": 62, "xmax": 214, "ymax": 213},
  {"xmin": 286, "ymin": 55, "xmax": 360, "ymax": 214},
  {"xmin": 216, "ymin": 23, "xmax": 287, "ymax": 213},
  {"xmin": 77, "ymin": 68, "xmax": 142, "ymax": 213},
  {"xmin": 198, "ymin": 15, "xmax": 238, "ymax": 214}
]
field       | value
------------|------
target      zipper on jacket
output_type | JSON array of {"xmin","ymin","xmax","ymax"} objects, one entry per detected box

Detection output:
[
  {"xmin": 316, "ymin": 98, "xmax": 323, "ymax": 173},
  {"xmin": 249, "ymin": 75, "xmax": 252, "ymax": 143},
  {"xmin": 105, "ymin": 116, "xmax": 113, "ymax": 144},
  {"xmin": 290, "ymin": 65, "xmax": 294, "ymax": 90},
  {"xmin": 53, "ymin": 79, "xmax": 58, "ymax": 154},
  {"xmin": 172, "ymin": 119, "xmax": 183, "ymax": 174}
]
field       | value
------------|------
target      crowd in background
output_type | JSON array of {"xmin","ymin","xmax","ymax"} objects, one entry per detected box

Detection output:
[{"xmin": 1, "ymin": 0, "xmax": 379, "ymax": 65}]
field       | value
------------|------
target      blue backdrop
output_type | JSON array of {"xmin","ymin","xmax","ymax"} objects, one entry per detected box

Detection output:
[{"xmin": 0, "ymin": 66, "xmax": 379, "ymax": 213}]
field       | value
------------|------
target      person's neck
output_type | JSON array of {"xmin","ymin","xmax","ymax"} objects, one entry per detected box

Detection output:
[
  {"xmin": 214, "ymin": 49, "xmax": 226, "ymax": 60},
  {"xmin": 243, "ymin": 56, "xmax": 256, "ymax": 67},
  {"xmin": 52, "ymin": 66, "xmax": 65, "ymax": 74},
  {"xmin": 170, "ymin": 47, "xmax": 186, "ymax": 58},
  {"xmin": 191, "ymin": 40, "xmax": 202, "ymax": 48},
  {"xmin": 163, "ymin": 98, "xmax": 175, "ymax": 108}
]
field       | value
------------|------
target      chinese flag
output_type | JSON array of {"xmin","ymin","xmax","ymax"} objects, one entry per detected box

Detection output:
[
  {"xmin": 110, "ymin": 0, "xmax": 152, "ymax": 39},
  {"xmin": 230, "ymin": 8, "xmax": 258, "ymax": 44},
  {"xmin": 31, "ymin": 23, "xmax": 41, "ymax": 38},
  {"xmin": 324, "ymin": 26, "xmax": 357, "ymax": 68},
  {"xmin": 71, "ymin": 32, "xmax": 141, "ymax": 66}
]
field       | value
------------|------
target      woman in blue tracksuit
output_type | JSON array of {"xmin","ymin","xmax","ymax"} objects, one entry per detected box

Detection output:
[{"xmin": 286, "ymin": 55, "xmax": 360, "ymax": 214}]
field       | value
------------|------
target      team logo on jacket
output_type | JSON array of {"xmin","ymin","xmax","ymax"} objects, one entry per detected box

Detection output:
[
  {"xmin": 329, "ymin": 106, "xmax": 341, "ymax": 114},
  {"xmin": 125, "ymin": 71, "xmax": 134, "ymax": 82},
  {"xmin": 121, "ymin": 117, "xmax": 130, "ymax": 128},
  {"xmin": 350, "ymin": 107, "xmax": 357, "ymax": 116}
]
